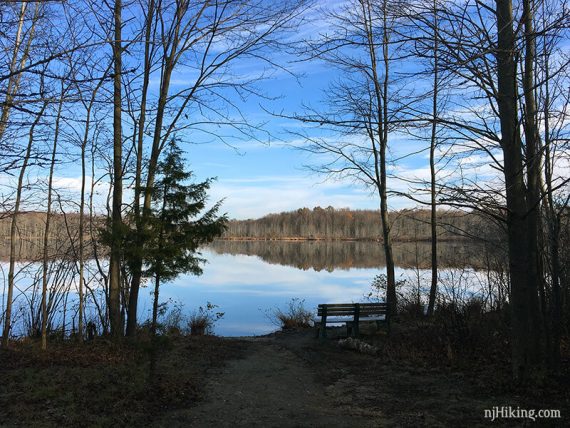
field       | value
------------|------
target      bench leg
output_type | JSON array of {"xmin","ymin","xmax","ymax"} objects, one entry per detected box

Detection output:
[
  {"xmin": 353, "ymin": 306, "xmax": 360, "ymax": 338},
  {"xmin": 353, "ymin": 321, "xmax": 359, "ymax": 338},
  {"xmin": 319, "ymin": 315, "xmax": 327, "ymax": 340}
]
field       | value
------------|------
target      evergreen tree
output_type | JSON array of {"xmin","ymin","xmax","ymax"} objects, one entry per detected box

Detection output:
[{"xmin": 143, "ymin": 140, "xmax": 227, "ymax": 335}]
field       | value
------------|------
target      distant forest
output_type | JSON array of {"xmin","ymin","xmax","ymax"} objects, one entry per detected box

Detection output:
[
  {"xmin": 0, "ymin": 212, "xmax": 91, "ymax": 260},
  {"xmin": 0, "ymin": 208, "xmax": 496, "ymax": 260},
  {"xmin": 224, "ymin": 207, "xmax": 497, "ymax": 242}
]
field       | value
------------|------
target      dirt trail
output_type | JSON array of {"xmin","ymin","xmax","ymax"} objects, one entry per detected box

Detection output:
[{"xmin": 158, "ymin": 336, "xmax": 382, "ymax": 427}]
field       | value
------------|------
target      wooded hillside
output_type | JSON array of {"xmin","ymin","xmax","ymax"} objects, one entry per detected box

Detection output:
[{"xmin": 224, "ymin": 207, "xmax": 497, "ymax": 241}]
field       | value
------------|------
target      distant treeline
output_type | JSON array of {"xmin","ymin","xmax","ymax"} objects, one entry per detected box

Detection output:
[
  {"xmin": 0, "ymin": 212, "xmax": 96, "ymax": 260},
  {"xmin": 1, "ymin": 208, "xmax": 498, "ymax": 260},
  {"xmin": 224, "ymin": 207, "xmax": 498, "ymax": 242}
]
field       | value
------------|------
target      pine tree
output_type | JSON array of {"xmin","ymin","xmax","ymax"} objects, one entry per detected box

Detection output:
[{"xmin": 142, "ymin": 140, "xmax": 227, "ymax": 335}]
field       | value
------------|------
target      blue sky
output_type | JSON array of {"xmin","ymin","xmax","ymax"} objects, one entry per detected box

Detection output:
[
  {"xmin": 2, "ymin": 0, "xmax": 568, "ymax": 222},
  {"xmin": 58, "ymin": 3, "xmax": 410, "ymax": 220},
  {"xmin": 164, "ymin": 37, "xmax": 412, "ymax": 219},
  {"xmin": 7, "ymin": 0, "xmax": 545, "ymax": 221},
  {"xmin": 39, "ymin": 36, "xmax": 441, "ymax": 220},
  {"xmin": 182, "ymin": 69, "xmax": 381, "ymax": 219},
  {"xmin": 178, "ymin": 79, "xmax": 382, "ymax": 219}
]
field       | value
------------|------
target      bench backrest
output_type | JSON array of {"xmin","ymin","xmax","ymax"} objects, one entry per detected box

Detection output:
[{"xmin": 317, "ymin": 303, "xmax": 387, "ymax": 317}]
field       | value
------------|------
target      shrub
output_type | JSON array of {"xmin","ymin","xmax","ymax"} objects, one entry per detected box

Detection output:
[
  {"xmin": 161, "ymin": 304, "xmax": 186, "ymax": 336},
  {"xmin": 366, "ymin": 274, "xmax": 425, "ymax": 319},
  {"xmin": 366, "ymin": 274, "xmax": 408, "ymax": 302},
  {"xmin": 268, "ymin": 298, "xmax": 313, "ymax": 330},
  {"xmin": 187, "ymin": 302, "xmax": 224, "ymax": 336}
]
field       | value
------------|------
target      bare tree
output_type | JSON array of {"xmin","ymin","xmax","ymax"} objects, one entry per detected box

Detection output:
[
  {"xmin": 536, "ymin": 0, "xmax": 570, "ymax": 370},
  {"xmin": 0, "ymin": 2, "xmax": 41, "ymax": 174},
  {"xmin": 40, "ymin": 81, "xmax": 65, "ymax": 350},
  {"xmin": 414, "ymin": 0, "xmax": 570, "ymax": 380},
  {"xmin": 122, "ymin": 0, "xmax": 309, "ymax": 336},
  {"xmin": 286, "ymin": 0, "xmax": 409, "ymax": 314},
  {"xmin": 2, "ymin": 98, "xmax": 47, "ymax": 347},
  {"xmin": 108, "ymin": 0, "xmax": 124, "ymax": 339}
]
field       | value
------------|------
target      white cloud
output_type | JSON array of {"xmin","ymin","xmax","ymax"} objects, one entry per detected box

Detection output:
[{"xmin": 208, "ymin": 174, "xmax": 382, "ymax": 219}]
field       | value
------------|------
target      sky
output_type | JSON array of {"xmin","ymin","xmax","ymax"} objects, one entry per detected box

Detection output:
[
  {"xmin": 6, "ymin": 0, "xmax": 567, "ymax": 221},
  {"xmin": 51, "ymin": 0, "xmax": 429, "ymax": 220},
  {"xmin": 132, "ymin": 1, "xmax": 425, "ymax": 220}
]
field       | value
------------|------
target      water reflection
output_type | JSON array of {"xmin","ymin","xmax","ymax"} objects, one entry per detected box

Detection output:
[
  {"xmin": 159, "ymin": 241, "xmax": 487, "ymax": 336},
  {"xmin": 159, "ymin": 249, "xmax": 381, "ymax": 336},
  {"xmin": 2, "ymin": 240, "xmax": 490, "ymax": 338},
  {"xmin": 209, "ymin": 240, "xmax": 484, "ymax": 271}
]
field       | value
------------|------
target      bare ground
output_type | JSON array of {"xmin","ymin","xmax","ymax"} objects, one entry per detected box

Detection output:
[
  {"xmin": 1, "ymin": 328, "xmax": 567, "ymax": 427},
  {"xmin": 160, "ymin": 328, "xmax": 567, "ymax": 427},
  {"xmin": 159, "ymin": 337, "xmax": 381, "ymax": 427}
]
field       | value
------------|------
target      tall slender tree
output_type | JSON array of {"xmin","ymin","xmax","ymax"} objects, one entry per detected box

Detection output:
[
  {"xmin": 2, "ymin": 99, "xmax": 47, "ymax": 347},
  {"xmin": 109, "ymin": 0, "xmax": 124, "ymax": 339},
  {"xmin": 427, "ymin": 0, "xmax": 440, "ymax": 316},
  {"xmin": 41, "ymin": 82, "xmax": 65, "ymax": 350},
  {"xmin": 288, "ymin": 0, "xmax": 405, "ymax": 313}
]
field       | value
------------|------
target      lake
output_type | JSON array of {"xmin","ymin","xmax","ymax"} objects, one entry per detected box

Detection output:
[
  {"xmin": 148, "ymin": 240, "xmax": 490, "ymax": 336},
  {"xmin": 1, "ymin": 240, "xmax": 496, "ymax": 337}
]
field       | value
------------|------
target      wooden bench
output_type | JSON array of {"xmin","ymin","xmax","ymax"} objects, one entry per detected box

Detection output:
[{"xmin": 315, "ymin": 303, "xmax": 389, "ymax": 339}]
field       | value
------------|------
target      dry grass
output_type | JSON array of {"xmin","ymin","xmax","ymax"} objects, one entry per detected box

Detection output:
[{"xmin": 269, "ymin": 298, "xmax": 314, "ymax": 330}]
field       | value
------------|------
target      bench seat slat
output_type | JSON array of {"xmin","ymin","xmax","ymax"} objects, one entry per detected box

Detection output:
[
  {"xmin": 314, "ymin": 317, "xmax": 355, "ymax": 324},
  {"xmin": 318, "ymin": 303, "xmax": 386, "ymax": 308},
  {"xmin": 347, "ymin": 316, "xmax": 386, "ymax": 322},
  {"xmin": 316, "ymin": 302, "xmax": 390, "ymax": 339},
  {"xmin": 315, "ymin": 315, "xmax": 386, "ymax": 323},
  {"xmin": 318, "ymin": 310, "xmax": 358, "ymax": 315},
  {"xmin": 318, "ymin": 309, "xmax": 387, "ymax": 315}
]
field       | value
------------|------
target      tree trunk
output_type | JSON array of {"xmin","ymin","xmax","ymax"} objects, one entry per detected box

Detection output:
[
  {"xmin": 361, "ymin": 0, "xmax": 397, "ymax": 315},
  {"xmin": 495, "ymin": 0, "xmax": 537, "ymax": 382},
  {"xmin": 522, "ymin": 0, "xmax": 545, "ymax": 365},
  {"xmin": 41, "ymin": 89, "xmax": 64, "ymax": 350},
  {"xmin": 90, "ymin": 140, "xmax": 109, "ymax": 334},
  {"xmin": 380, "ymin": 0, "xmax": 397, "ymax": 316},
  {"xmin": 542, "ymin": 23, "xmax": 561, "ymax": 369},
  {"xmin": 127, "ymin": 45, "xmax": 177, "ymax": 336},
  {"xmin": 427, "ymin": 0, "xmax": 439, "ymax": 317},
  {"xmin": 126, "ymin": 0, "xmax": 156, "ymax": 337},
  {"xmin": 109, "ymin": 0, "xmax": 124, "ymax": 339},
  {"xmin": 2, "ymin": 102, "xmax": 47, "ymax": 347},
  {"xmin": 0, "ymin": 2, "xmax": 28, "ymax": 140}
]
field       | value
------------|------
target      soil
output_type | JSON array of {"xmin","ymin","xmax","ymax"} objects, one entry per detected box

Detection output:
[
  {"xmin": 159, "ymin": 335, "xmax": 380, "ymax": 427},
  {"xmin": 1, "ymin": 328, "xmax": 567, "ymax": 427},
  {"xmin": 161, "ymin": 328, "xmax": 567, "ymax": 427}
]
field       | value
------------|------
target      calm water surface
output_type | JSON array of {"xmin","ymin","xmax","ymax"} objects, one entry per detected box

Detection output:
[
  {"xmin": 148, "ymin": 241, "xmax": 486, "ymax": 336},
  {"xmin": 2, "ymin": 241, "xmax": 489, "ymax": 337}
]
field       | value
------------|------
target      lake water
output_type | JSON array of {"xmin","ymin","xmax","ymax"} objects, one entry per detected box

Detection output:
[
  {"xmin": 1, "ymin": 240, "xmax": 493, "ymax": 337},
  {"xmin": 147, "ymin": 240, "xmax": 488, "ymax": 336}
]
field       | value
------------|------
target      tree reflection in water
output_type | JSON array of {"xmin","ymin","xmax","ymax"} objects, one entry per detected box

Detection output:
[{"xmin": 209, "ymin": 240, "xmax": 487, "ymax": 272}]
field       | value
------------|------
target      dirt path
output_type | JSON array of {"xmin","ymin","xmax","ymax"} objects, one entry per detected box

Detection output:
[{"xmin": 158, "ymin": 336, "xmax": 381, "ymax": 427}]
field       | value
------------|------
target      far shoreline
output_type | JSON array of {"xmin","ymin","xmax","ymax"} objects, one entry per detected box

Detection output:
[{"xmin": 217, "ymin": 236, "xmax": 471, "ymax": 243}]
